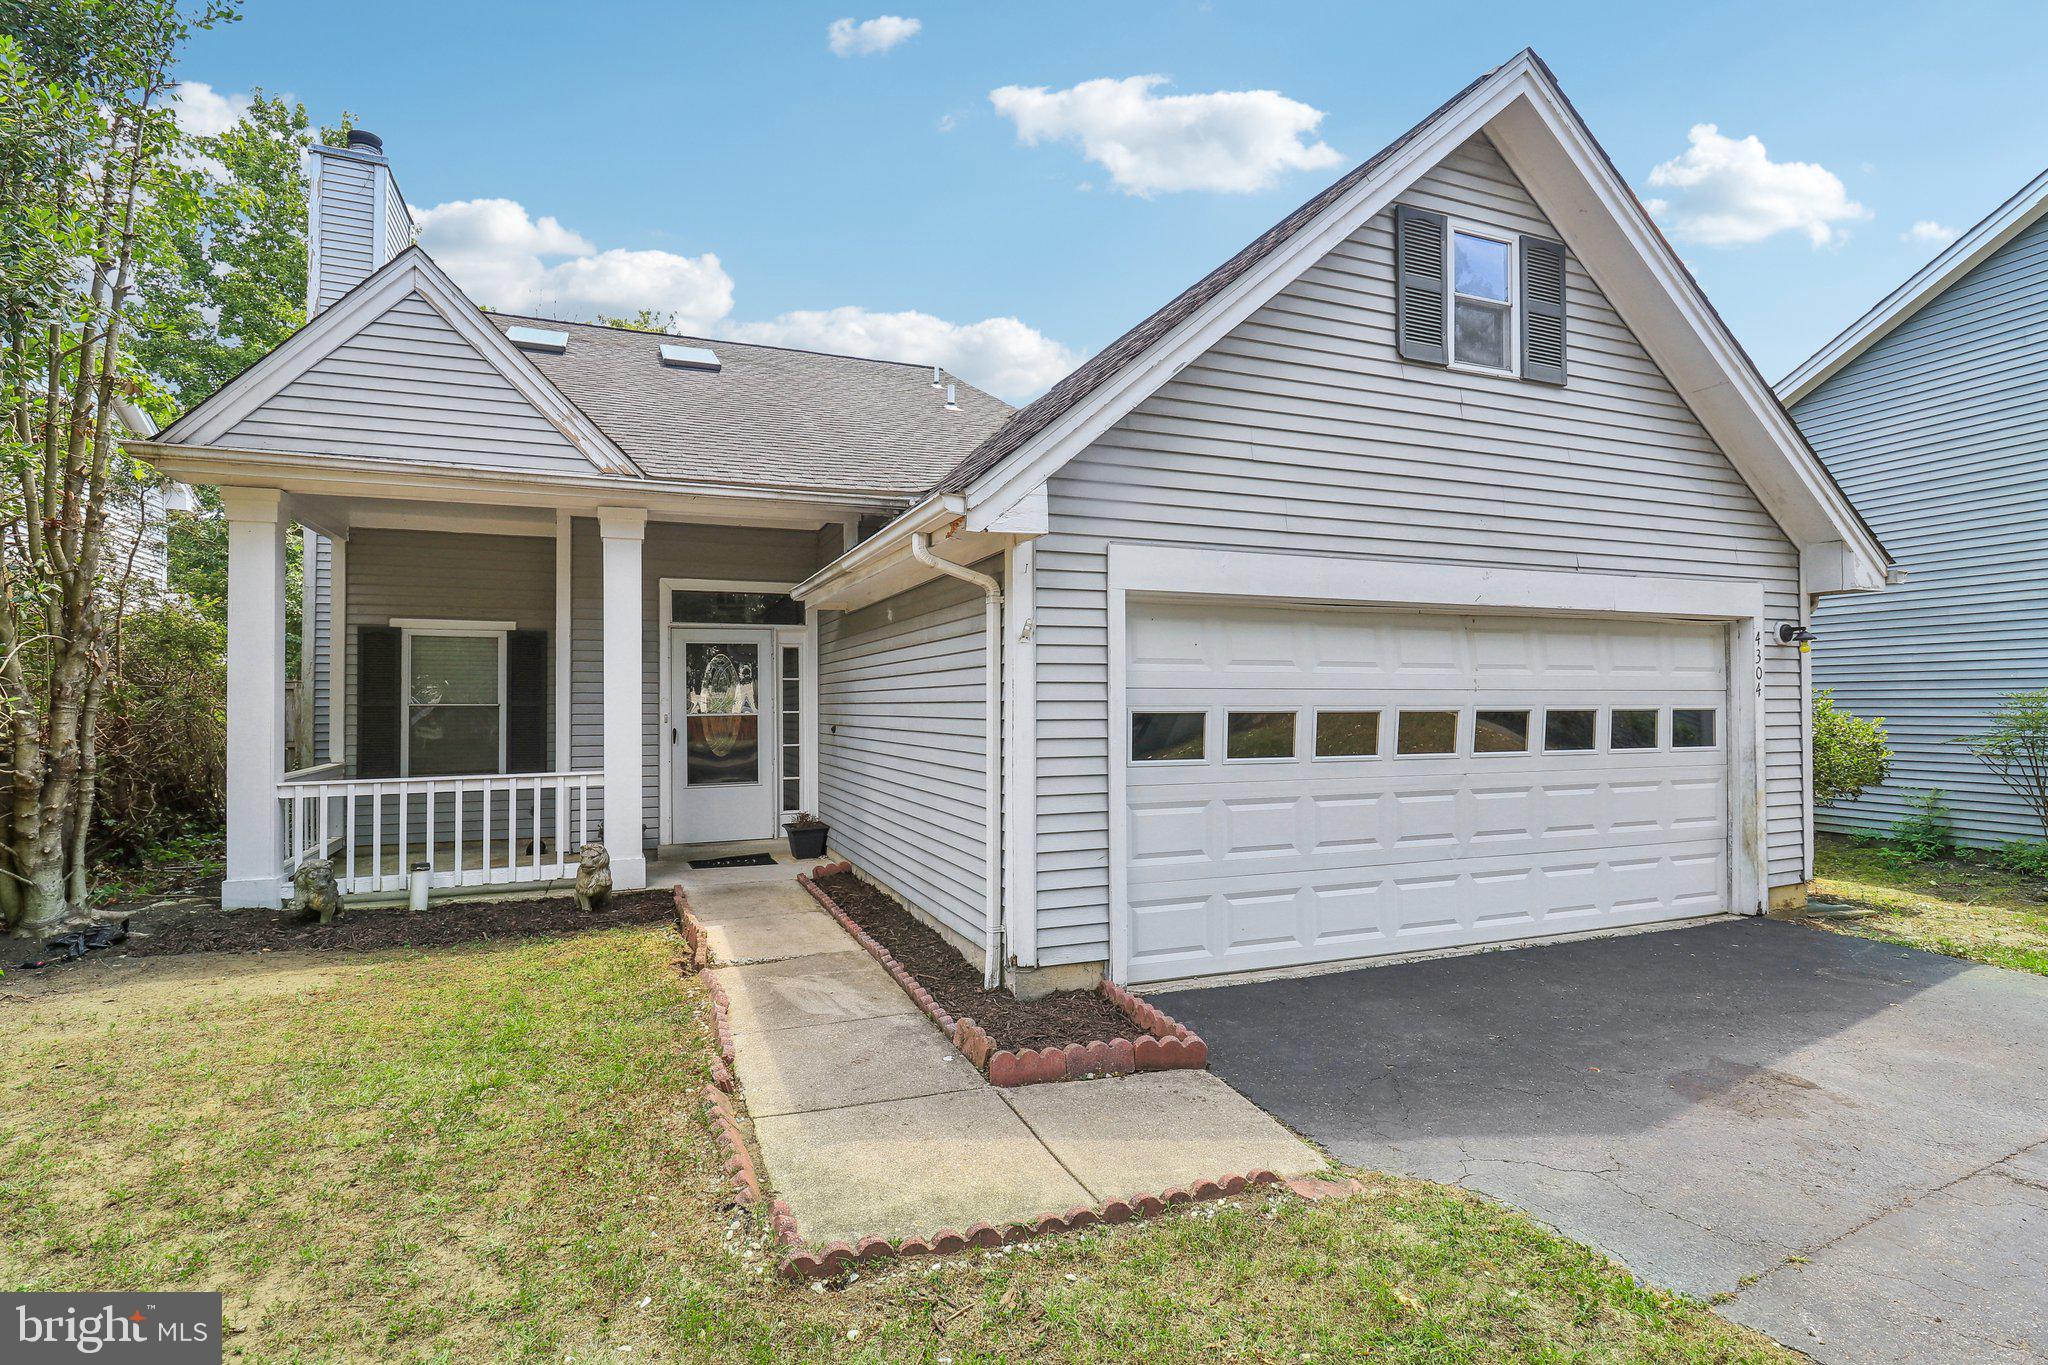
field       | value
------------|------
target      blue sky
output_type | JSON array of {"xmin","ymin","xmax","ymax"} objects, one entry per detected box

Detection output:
[{"xmin": 176, "ymin": 0, "xmax": 2048, "ymax": 400}]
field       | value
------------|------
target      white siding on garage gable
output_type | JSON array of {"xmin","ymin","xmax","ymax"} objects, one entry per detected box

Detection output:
[
  {"xmin": 817, "ymin": 568, "xmax": 995, "ymax": 953},
  {"xmin": 220, "ymin": 291, "xmax": 595, "ymax": 474},
  {"xmin": 1801, "ymin": 210, "xmax": 2048, "ymax": 845},
  {"xmin": 1027, "ymin": 134, "xmax": 1805, "ymax": 968}
]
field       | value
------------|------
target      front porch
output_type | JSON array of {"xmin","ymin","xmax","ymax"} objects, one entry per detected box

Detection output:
[{"xmin": 217, "ymin": 485, "xmax": 867, "ymax": 909}]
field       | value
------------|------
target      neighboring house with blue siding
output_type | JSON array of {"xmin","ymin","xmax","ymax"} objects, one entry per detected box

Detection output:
[
  {"xmin": 135, "ymin": 51, "xmax": 1888, "ymax": 994},
  {"xmin": 1781, "ymin": 168, "xmax": 2048, "ymax": 847}
]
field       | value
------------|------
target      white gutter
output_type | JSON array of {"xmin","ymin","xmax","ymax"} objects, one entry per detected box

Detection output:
[{"xmin": 910, "ymin": 531, "xmax": 1005, "ymax": 989}]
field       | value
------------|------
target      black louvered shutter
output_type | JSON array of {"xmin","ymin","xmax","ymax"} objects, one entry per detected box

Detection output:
[
  {"xmin": 357, "ymin": 626, "xmax": 402, "ymax": 777},
  {"xmin": 505, "ymin": 630, "xmax": 548, "ymax": 774},
  {"xmin": 1394, "ymin": 204, "xmax": 1448, "ymax": 365},
  {"xmin": 1520, "ymin": 235, "xmax": 1567, "ymax": 385}
]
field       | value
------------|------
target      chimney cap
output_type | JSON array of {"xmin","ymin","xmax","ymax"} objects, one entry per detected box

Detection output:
[{"xmin": 345, "ymin": 129, "xmax": 384, "ymax": 155}]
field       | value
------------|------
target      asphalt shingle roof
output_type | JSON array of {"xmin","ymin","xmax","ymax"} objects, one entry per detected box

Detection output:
[{"xmin": 486, "ymin": 314, "xmax": 1012, "ymax": 497}]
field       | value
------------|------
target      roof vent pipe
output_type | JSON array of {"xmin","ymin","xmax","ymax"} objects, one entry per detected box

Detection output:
[
  {"xmin": 944, "ymin": 382, "xmax": 958, "ymax": 411},
  {"xmin": 931, "ymin": 365, "xmax": 942, "ymax": 388}
]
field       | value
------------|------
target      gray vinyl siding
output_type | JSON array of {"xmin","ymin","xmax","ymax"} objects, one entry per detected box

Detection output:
[
  {"xmin": 312, "ymin": 153, "xmax": 377, "ymax": 313},
  {"xmin": 566, "ymin": 519, "xmax": 830, "ymax": 851},
  {"xmin": 1028, "ymin": 135, "xmax": 1806, "ymax": 967},
  {"xmin": 383, "ymin": 171, "xmax": 412, "ymax": 262},
  {"xmin": 817, "ymin": 566, "xmax": 994, "ymax": 952},
  {"xmin": 309, "ymin": 530, "xmax": 332, "ymax": 763},
  {"xmin": 341, "ymin": 529, "xmax": 555, "ymax": 772},
  {"xmin": 1799, "ymin": 209, "xmax": 2048, "ymax": 846},
  {"xmin": 221, "ymin": 292, "xmax": 594, "ymax": 475}
]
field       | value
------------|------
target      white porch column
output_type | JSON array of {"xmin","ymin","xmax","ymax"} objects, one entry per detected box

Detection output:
[
  {"xmin": 222, "ymin": 487, "xmax": 291, "ymax": 907},
  {"xmin": 598, "ymin": 506, "xmax": 648, "ymax": 889}
]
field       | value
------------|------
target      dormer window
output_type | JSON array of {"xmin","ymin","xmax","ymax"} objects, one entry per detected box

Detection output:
[{"xmin": 1451, "ymin": 228, "xmax": 1513, "ymax": 371}]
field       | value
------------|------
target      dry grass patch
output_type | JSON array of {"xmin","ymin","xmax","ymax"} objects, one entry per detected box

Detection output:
[
  {"xmin": 1, "ymin": 923, "xmax": 1786, "ymax": 1362},
  {"xmin": 1811, "ymin": 835, "xmax": 2048, "ymax": 976}
]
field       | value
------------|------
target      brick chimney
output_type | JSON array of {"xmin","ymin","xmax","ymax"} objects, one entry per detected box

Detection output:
[{"xmin": 306, "ymin": 129, "xmax": 413, "ymax": 316}]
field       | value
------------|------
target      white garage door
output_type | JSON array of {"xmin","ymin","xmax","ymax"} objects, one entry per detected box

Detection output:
[{"xmin": 1121, "ymin": 602, "xmax": 1730, "ymax": 984}]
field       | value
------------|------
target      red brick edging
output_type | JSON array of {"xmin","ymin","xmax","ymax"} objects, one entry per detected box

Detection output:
[
  {"xmin": 674, "ymin": 886, "xmax": 711, "ymax": 972},
  {"xmin": 797, "ymin": 862, "xmax": 1208, "ymax": 1087},
  {"xmin": 769, "ymin": 1168, "xmax": 1286, "ymax": 1279},
  {"xmin": 700, "ymin": 1084, "xmax": 764, "ymax": 1207}
]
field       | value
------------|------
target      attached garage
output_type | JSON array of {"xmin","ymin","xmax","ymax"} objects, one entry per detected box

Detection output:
[{"xmin": 1117, "ymin": 598, "xmax": 1738, "ymax": 984}]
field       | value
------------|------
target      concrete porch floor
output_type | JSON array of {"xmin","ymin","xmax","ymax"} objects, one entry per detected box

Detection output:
[{"xmin": 673, "ymin": 855, "xmax": 1324, "ymax": 1245}]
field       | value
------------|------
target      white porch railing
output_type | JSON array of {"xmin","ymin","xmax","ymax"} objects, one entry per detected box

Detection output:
[{"xmin": 279, "ymin": 770, "xmax": 596, "ymax": 896}]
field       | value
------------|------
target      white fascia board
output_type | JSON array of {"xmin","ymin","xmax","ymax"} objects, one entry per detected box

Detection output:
[
  {"xmin": 154, "ymin": 249, "xmax": 642, "ymax": 479},
  {"xmin": 1778, "ymin": 165, "xmax": 2048, "ymax": 405},
  {"xmin": 962, "ymin": 52, "xmax": 1888, "ymax": 593},
  {"xmin": 1110, "ymin": 543, "xmax": 1767, "ymax": 620},
  {"xmin": 126, "ymin": 441, "xmax": 903, "ymax": 527}
]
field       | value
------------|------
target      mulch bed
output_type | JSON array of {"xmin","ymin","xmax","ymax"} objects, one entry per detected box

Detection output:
[
  {"xmin": 813, "ymin": 871, "xmax": 1145, "ymax": 1052},
  {"xmin": 122, "ymin": 887, "xmax": 679, "ymax": 956}
]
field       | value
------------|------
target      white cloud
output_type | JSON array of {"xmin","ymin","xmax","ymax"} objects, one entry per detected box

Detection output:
[
  {"xmin": 169, "ymin": 81, "xmax": 253, "ymax": 136},
  {"xmin": 827, "ymin": 15, "xmax": 921, "ymax": 57},
  {"xmin": 988, "ymin": 74, "xmax": 1343, "ymax": 197},
  {"xmin": 727, "ymin": 307, "xmax": 1077, "ymax": 402},
  {"xmin": 1903, "ymin": 219, "xmax": 1960, "ymax": 246},
  {"xmin": 1644, "ymin": 123, "xmax": 1868, "ymax": 247},
  {"xmin": 414, "ymin": 198, "xmax": 734, "ymax": 331}
]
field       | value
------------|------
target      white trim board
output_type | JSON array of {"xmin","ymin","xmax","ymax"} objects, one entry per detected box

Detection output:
[{"xmin": 1100, "ymin": 543, "xmax": 1770, "ymax": 984}]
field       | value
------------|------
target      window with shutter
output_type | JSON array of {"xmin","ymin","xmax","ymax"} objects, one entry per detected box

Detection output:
[
  {"xmin": 1520, "ymin": 235, "xmax": 1567, "ymax": 385},
  {"xmin": 1393, "ymin": 204, "xmax": 1448, "ymax": 365}
]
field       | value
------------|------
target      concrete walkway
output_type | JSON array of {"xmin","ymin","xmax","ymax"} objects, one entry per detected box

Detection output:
[{"xmin": 669, "ymin": 855, "xmax": 1323, "ymax": 1245}]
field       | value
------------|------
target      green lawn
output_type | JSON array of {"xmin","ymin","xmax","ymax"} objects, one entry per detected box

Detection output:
[
  {"xmin": 1811, "ymin": 833, "xmax": 2048, "ymax": 976},
  {"xmin": 0, "ymin": 924, "xmax": 1786, "ymax": 1362}
]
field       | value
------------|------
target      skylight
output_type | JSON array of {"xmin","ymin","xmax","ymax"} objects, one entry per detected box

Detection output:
[
  {"xmin": 506, "ymin": 326, "xmax": 568, "ymax": 354},
  {"xmin": 659, "ymin": 343, "xmax": 720, "ymax": 372}
]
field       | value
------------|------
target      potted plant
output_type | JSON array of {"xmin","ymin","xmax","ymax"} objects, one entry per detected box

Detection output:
[{"xmin": 784, "ymin": 812, "xmax": 829, "ymax": 860}]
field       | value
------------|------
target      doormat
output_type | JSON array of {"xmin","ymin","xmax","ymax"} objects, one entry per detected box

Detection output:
[{"xmin": 689, "ymin": 852, "xmax": 778, "ymax": 870}]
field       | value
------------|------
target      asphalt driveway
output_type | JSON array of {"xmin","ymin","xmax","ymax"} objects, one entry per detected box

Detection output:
[{"xmin": 1159, "ymin": 918, "xmax": 2048, "ymax": 1363}]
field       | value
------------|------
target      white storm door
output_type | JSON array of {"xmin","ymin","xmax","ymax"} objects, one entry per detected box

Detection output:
[{"xmin": 673, "ymin": 627, "xmax": 779, "ymax": 844}]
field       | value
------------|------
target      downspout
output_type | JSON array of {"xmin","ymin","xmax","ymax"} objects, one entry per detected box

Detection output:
[{"xmin": 910, "ymin": 532, "xmax": 1005, "ymax": 988}]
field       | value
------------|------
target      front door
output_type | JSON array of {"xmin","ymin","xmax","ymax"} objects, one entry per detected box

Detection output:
[{"xmin": 673, "ymin": 628, "xmax": 779, "ymax": 844}]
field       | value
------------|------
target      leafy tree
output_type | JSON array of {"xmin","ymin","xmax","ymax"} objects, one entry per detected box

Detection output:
[
  {"xmin": 0, "ymin": 0, "xmax": 240, "ymax": 935},
  {"xmin": 595, "ymin": 309, "xmax": 677, "ymax": 333},
  {"xmin": 1813, "ymin": 689, "xmax": 1891, "ymax": 808},
  {"xmin": 1959, "ymin": 689, "xmax": 2048, "ymax": 839}
]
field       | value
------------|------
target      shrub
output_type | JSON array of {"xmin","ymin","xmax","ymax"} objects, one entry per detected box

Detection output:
[
  {"xmin": 1889, "ymin": 789, "xmax": 1954, "ymax": 861},
  {"xmin": 1813, "ymin": 690, "xmax": 1891, "ymax": 807},
  {"xmin": 1958, "ymin": 690, "xmax": 2048, "ymax": 839},
  {"xmin": 1995, "ymin": 841, "xmax": 2048, "ymax": 878},
  {"xmin": 91, "ymin": 599, "xmax": 227, "ymax": 860}
]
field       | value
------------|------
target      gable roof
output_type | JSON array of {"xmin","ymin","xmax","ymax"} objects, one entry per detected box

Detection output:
[
  {"xmin": 1777, "ymin": 165, "xmax": 2048, "ymax": 405},
  {"xmin": 485, "ymin": 314, "xmax": 1011, "ymax": 497},
  {"xmin": 157, "ymin": 247, "xmax": 638, "ymax": 477},
  {"xmin": 930, "ymin": 48, "xmax": 1888, "ymax": 591}
]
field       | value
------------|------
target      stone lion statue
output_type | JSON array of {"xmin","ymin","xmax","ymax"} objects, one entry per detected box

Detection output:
[
  {"xmin": 294, "ymin": 858, "xmax": 344, "ymax": 925},
  {"xmin": 575, "ymin": 843, "xmax": 614, "ymax": 914}
]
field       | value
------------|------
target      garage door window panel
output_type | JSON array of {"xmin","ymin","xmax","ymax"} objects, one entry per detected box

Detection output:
[
  {"xmin": 1132, "ymin": 711, "xmax": 1207, "ymax": 763},
  {"xmin": 1611, "ymin": 709, "xmax": 1660, "ymax": 750},
  {"xmin": 1475, "ymin": 709, "xmax": 1531, "ymax": 754},
  {"xmin": 1397, "ymin": 710, "xmax": 1459, "ymax": 756},
  {"xmin": 1226, "ymin": 710, "xmax": 1297, "ymax": 761},
  {"xmin": 1544, "ymin": 709, "xmax": 1597, "ymax": 752},
  {"xmin": 1314, "ymin": 710, "xmax": 1381, "ymax": 759},
  {"xmin": 1672, "ymin": 708, "xmax": 1718, "ymax": 748}
]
